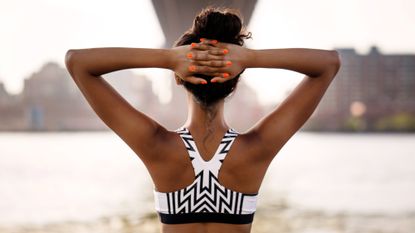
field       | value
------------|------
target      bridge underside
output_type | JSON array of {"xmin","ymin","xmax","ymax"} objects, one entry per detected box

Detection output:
[{"xmin": 151, "ymin": 0, "xmax": 257, "ymax": 47}]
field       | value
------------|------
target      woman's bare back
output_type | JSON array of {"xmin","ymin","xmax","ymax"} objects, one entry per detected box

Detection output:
[{"xmin": 146, "ymin": 129, "xmax": 271, "ymax": 233}]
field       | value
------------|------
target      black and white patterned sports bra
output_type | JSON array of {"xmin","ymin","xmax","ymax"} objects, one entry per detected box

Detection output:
[{"xmin": 153, "ymin": 127, "xmax": 258, "ymax": 224}]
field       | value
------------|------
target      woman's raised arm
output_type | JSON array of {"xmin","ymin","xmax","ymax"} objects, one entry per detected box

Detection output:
[
  {"xmin": 250, "ymin": 48, "xmax": 340, "ymax": 159},
  {"xmin": 250, "ymin": 48, "xmax": 340, "ymax": 156},
  {"xmin": 208, "ymin": 44, "xmax": 341, "ymax": 160},
  {"xmin": 65, "ymin": 48, "xmax": 172, "ymax": 75},
  {"xmin": 65, "ymin": 48, "xmax": 172, "ymax": 162},
  {"xmin": 64, "ymin": 45, "xmax": 226, "ymax": 162}
]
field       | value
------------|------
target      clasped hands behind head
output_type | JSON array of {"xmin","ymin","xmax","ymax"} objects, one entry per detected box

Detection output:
[{"xmin": 172, "ymin": 38, "xmax": 247, "ymax": 85}]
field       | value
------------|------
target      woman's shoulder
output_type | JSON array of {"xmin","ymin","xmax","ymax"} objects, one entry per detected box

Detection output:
[
  {"xmin": 148, "ymin": 127, "xmax": 272, "ymax": 162},
  {"xmin": 233, "ymin": 129, "xmax": 283, "ymax": 163}
]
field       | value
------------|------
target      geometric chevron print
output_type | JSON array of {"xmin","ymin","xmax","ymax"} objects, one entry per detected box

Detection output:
[
  {"xmin": 166, "ymin": 170, "xmax": 244, "ymax": 214},
  {"xmin": 153, "ymin": 127, "xmax": 258, "ymax": 224}
]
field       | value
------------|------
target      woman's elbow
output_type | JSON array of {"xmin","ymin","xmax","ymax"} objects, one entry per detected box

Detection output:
[
  {"xmin": 324, "ymin": 50, "xmax": 341, "ymax": 77},
  {"xmin": 65, "ymin": 49, "xmax": 81, "ymax": 74},
  {"xmin": 330, "ymin": 50, "xmax": 341, "ymax": 73}
]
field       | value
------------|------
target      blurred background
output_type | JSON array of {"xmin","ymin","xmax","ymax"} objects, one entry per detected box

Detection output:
[{"xmin": 0, "ymin": 0, "xmax": 414, "ymax": 232}]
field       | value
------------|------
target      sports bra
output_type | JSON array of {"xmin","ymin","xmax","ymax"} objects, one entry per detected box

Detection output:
[{"xmin": 153, "ymin": 127, "xmax": 258, "ymax": 224}]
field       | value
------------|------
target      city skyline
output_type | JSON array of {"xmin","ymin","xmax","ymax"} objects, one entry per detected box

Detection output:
[
  {"xmin": 0, "ymin": 44, "xmax": 412, "ymax": 105},
  {"xmin": 0, "ymin": 45, "xmax": 413, "ymax": 132},
  {"xmin": 1, "ymin": 0, "xmax": 414, "ymax": 105},
  {"xmin": 0, "ymin": 61, "xmax": 264, "ymax": 131}
]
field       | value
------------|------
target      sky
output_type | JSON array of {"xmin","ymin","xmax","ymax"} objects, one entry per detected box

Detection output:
[{"xmin": 1, "ymin": 0, "xmax": 414, "ymax": 105}]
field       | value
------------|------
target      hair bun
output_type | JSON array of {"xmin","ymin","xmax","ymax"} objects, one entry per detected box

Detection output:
[{"xmin": 192, "ymin": 8, "xmax": 250, "ymax": 45}]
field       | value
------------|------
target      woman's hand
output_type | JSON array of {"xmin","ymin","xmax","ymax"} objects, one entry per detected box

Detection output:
[
  {"xmin": 170, "ymin": 39, "xmax": 251, "ymax": 84},
  {"xmin": 204, "ymin": 41, "xmax": 250, "ymax": 83},
  {"xmin": 170, "ymin": 40, "xmax": 226, "ymax": 84}
]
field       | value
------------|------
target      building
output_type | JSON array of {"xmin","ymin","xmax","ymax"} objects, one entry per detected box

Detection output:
[
  {"xmin": 0, "ymin": 81, "xmax": 26, "ymax": 130},
  {"xmin": 0, "ymin": 62, "xmax": 157, "ymax": 131},
  {"xmin": 304, "ymin": 46, "xmax": 415, "ymax": 131}
]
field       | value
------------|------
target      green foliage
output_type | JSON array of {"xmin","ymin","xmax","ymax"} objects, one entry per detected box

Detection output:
[
  {"xmin": 344, "ymin": 116, "xmax": 366, "ymax": 131},
  {"xmin": 375, "ymin": 112, "xmax": 415, "ymax": 131}
]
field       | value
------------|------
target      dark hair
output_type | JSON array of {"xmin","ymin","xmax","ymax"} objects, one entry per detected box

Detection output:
[{"xmin": 174, "ymin": 7, "xmax": 252, "ymax": 108}]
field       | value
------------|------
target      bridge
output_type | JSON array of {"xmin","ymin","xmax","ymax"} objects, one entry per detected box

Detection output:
[{"xmin": 151, "ymin": 0, "xmax": 258, "ymax": 47}]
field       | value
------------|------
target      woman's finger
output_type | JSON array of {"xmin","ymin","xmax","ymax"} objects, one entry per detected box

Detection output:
[
  {"xmin": 190, "ymin": 42, "xmax": 213, "ymax": 51},
  {"xmin": 200, "ymin": 38, "xmax": 219, "ymax": 46},
  {"xmin": 184, "ymin": 76, "xmax": 208, "ymax": 85},
  {"xmin": 210, "ymin": 77, "xmax": 226, "ymax": 83},
  {"xmin": 210, "ymin": 73, "xmax": 231, "ymax": 83},
  {"xmin": 192, "ymin": 51, "xmax": 224, "ymax": 61},
  {"xmin": 188, "ymin": 63, "xmax": 229, "ymax": 76},
  {"xmin": 191, "ymin": 38, "xmax": 220, "ymax": 50},
  {"xmin": 197, "ymin": 66, "xmax": 225, "ymax": 74},
  {"xmin": 187, "ymin": 51, "xmax": 223, "ymax": 61},
  {"xmin": 195, "ymin": 60, "xmax": 229, "ymax": 67},
  {"xmin": 188, "ymin": 65, "xmax": 218, "ymax": 74},
  {"xmin": 208, "ymin": 48, "xmax": 229, "ymax": 56}
]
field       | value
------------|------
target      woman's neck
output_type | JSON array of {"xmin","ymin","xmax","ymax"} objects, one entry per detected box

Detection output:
[{"xmin": 184, "ymin": 94, "xmax": 228, "ymax": 134}]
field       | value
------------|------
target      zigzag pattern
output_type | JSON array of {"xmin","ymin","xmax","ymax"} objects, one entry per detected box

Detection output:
[
  {"xmin": 166, "ymin": 170, "xmax": 244, "ymax": 214},
  {"xmin": 162, "ymin": 128, "xmax": 246, "ymax": 215},
  {"xmin": 154, "ymin": 127, "xmax": 257, "ymax": 222},
  {"xmin": 176, "ymin": 128, "xmax": 238, "ymax": 163},
  {"xmin": 176, "ymin": 128, "xmax": 196, "ymax": 151}
]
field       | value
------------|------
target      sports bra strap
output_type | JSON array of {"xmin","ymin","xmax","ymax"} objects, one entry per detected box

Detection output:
[{"xmin": 175, "ymin": 127, "xmax": 238, "ymax": 180}]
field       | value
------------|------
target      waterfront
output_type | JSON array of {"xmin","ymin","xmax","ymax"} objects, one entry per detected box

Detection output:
[{"xmin": 0, "ymin": 131, "xmax": 414, "ymax": 233}]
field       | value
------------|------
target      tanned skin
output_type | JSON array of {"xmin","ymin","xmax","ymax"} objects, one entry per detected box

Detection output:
[{"xmin": 65, "ymin": 39, "xmax": 340, "ymax": 233}]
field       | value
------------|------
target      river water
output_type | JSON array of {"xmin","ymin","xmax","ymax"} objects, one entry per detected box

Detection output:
[{"xmin": 0, "ymin": 132, "xmax": 414, "ymax": 231}]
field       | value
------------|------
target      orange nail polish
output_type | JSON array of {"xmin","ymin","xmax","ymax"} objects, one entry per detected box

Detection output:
[
  {"xmin": 191, "ymin": 43, "xmax": 197, "ymax": 48},
  {"xmin": 200, "ymin": 38, "xmax": 205, "ymax": 42},
  {"xmin": 223, "ymin": 49, "xmax": 229, "ymax": 54},
  {"xmin": 226, "ymin": 61, "xmax": 232, "ymax": 66},
  {"xmin": 223, "ymin": 73, "xmax": 230, "ymax": 78},
  {"xmin": 211, "ymin": 40, "xmax": 218, "ymax": 44},
  {"xmin": 201, "ymin": 80, "xmax": 207, "ymax": 84},
  {"xmin": 187, "ymin": 53, "xmax": 193, "ymax": 59},
  {"xmin": 188, "ymin": 65, "xmax": 196, "ymax": 72}
]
